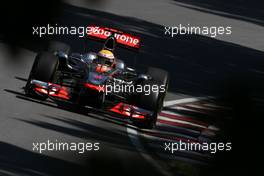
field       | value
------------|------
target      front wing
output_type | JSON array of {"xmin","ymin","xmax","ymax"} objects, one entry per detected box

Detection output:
[{"xmin": 29, "ymin": 79, "xmax": 153, "ymax": 120}]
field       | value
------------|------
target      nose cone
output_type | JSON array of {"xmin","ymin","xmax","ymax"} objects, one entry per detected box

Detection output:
[{"xmin": 88, "ymin": 72, "xmax": 108, "ymax": 85}]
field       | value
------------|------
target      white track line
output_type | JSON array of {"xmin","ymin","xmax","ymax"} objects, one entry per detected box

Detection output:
[
  {"xmin": 126, "ymin": 127, "xmax": 173, "ymax": 176},
  {"xmin": 185, "ymin": 104, "xmax": 215, "ymax": 111},
  {"xmin": 158, "ymin": 116, "xmax": 206, "ymax": 129},
  {"xmin": 163, "ymin": 97, "xmax": 212, "ymax": 107},
  {"xmin": 159, "ymin": 110, "xmax": 209, "ymax": 127},
  {"xmin": 126, "ymin": 96, "xmax": 213, "ymax": 176}
]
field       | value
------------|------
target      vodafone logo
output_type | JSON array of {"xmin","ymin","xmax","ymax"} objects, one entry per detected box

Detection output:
[{"xmin": 87, "ymin": 26, "xmax": 140, "ymax": 49}]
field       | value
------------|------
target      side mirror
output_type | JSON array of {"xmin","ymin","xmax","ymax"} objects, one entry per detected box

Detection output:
[
  {"xmin": 56, "ymin": 51, "xmax": 68, "ymax": 59},
  {"xmin": 115, "ymin": 59, "xmax": 125, "ymax": 70},
  {"xmin": 126, "ymin": 67, "xmax": 135, "ymax": 72},
  {"xmin": 138, "ymin": 74, "xmax": 148, "ymax": 81},
  {"xmin": 82, "ymin": 52, "xmax": 97, "ymax": 63}
]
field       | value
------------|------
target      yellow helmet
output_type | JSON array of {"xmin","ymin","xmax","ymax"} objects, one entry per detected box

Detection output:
[{"xmin": 98, "ymin": 49, "xmax": 115, "ymax": 60}]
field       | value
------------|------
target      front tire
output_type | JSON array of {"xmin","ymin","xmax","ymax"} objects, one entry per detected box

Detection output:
[
  {"xmin": 134, "ymin": 80, "xmax": 161, "ymax": 129},
  {"xmin": 133, "ymin": 68, "xmax": 169, "ymax": 129},
  {"xmin": 147, "ymin": 67, "xmax": 169, "ymax": 111},
  {"xmin": 25, "ymin": 52, "xmax": 59, "ymax": 99}
]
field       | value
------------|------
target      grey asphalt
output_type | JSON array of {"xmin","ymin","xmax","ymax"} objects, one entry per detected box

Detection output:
[
  {"xmin": 0, "ymin": 0, "xmax": 263, "ymax": 176},
  {"xmin": 65, "ymin": 0, "xmax": 264, "ymax": 51}
]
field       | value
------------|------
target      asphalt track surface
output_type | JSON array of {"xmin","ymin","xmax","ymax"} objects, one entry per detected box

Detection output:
[
  {"xmin": 66, "ymin": 0, "xmax": 264, "ymax": 52},
  {"xmin": 0, "ymin": 1, "xmax": 264, "ymax": 176}
]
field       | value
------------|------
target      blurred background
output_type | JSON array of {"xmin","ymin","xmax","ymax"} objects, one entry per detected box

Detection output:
[{"xmin": 0, "ymin": 0, "xmax": 263, "ymax": 176}]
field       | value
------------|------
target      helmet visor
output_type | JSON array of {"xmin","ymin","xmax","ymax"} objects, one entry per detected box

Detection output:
[{"xmin": 93, "ymin": 56, "xmax": 114, "ymax": 66}]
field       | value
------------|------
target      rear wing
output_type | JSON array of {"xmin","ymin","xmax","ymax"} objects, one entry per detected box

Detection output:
[{"xmin": 87, "ymin": 25, "xmax": 141, "ymax": 50}]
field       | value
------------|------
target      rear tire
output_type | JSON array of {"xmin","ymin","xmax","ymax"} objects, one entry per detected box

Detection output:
[
  {"xmin": 47, "ymin": 41, "xmax": 71, "ymax": 55},
  {"xmin": 94, "ymin": 92, "xmax": 105, "ymax": 109}
]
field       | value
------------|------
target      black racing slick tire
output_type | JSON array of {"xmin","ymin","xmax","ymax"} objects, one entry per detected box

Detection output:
[
  {"xmin": 134, "ymin": 80, "xmax": 161, "ymax": 129},
  {"xmin": 94, "ymin": 92, "xmax": 106, "ymax": 109},
  {"xmin": 33, "ymin": 52, "xmax": 59, "ymax": 82},
  {"xmin": 25, "ymin": 52, "xmax": 59, "ymax": 99},
  {"xmin": 147, "ymin": 67, "xmax": 169, "ymax": 86},
  {"xmin": 147, "ymin": 67, "xmax": 169, "ymax": 111},
  {"xmin": 133, "ymin": 68, "xmax": 169, "ymax": 129},
  {"xmin": 47, "ymin": 41, "xmax": 71, "ymax": 55}
]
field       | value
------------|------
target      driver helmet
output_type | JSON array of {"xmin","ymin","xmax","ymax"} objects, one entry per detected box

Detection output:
[{"xmin": 97, "ymin": 49, "xmax": 115, "ymax": 67}]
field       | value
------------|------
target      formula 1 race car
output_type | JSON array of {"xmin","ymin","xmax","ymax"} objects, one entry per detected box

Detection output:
[{"xmin": 25, "ymin": 25, "xmax": 169, "ymax": 129}]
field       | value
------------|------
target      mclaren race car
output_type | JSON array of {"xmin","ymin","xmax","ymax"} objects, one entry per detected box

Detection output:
[{"xmin": 25, "ymin": 26, "xmax": 169, "ymax": 129}]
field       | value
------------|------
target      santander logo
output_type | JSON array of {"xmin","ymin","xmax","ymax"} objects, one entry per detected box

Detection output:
[{"xmin": 87, "ymin": 26, "xmax": 140, "ymax": 49}]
